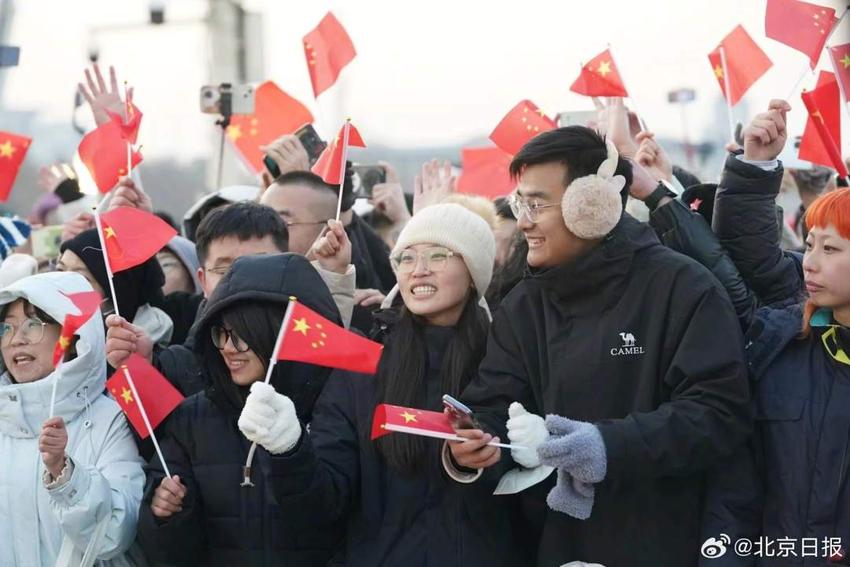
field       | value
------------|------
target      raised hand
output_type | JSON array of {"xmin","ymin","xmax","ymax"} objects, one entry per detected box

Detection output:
[
  {"xmin": 78, "ymin": 64, "xmax": 130, "ymax": 127},
  {"xmin": 310, "ymin": 219, "xmax": 352, "ymax": 275},
  {"xmin": 634, "ymin": 132, "xmax": 673, "ymax": 183},
  {"xmin": 743, "ymin": 99, "xmax": 791, "ymax": 162},
  {"xmin": 413, "ymin": 159, "xmax": 455, "ymax": 215}
]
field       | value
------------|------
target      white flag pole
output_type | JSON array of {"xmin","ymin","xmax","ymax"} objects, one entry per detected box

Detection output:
[{"xmin": 122, "ymin": 366, "xmax": 171, "ymax": 478}]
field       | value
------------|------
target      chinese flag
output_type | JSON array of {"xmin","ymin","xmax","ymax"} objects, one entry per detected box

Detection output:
[
  {"xmin": 106, "ymin": 100, "xmax": 143, "ymax": 145},
  {"xmin": 828, "ymin": 44, "xmax": 850, "ymax": 102},
  {"xmin": 78, "ymin": 121, "xmax": 143, "ymax": 193},
  {"xmin": 456, "ymin": 147, "xmax": 515, "ymax": 198},
  {"xmin": 0, "ymin": 131, "xmax": 32, "ymax": 202},
  {"xmin": 312, "ymin": 121, "xmax": 366, "ymax": 185},
  {"xmin": 227, "ymin": 81, "xmax": 314, "ymax": 174},
  {"xmin": 708, "ymin": 25, "xmax": 773, "ymax": 106},
  {"xmin": 278, "ymin": 301, "xmax": 383, "ymax": 374},
  {"xmin": 100, "ymin": 207, "xmax": 177, "ymax": 273},
  {"xmin": 489, "ymin": 100, "xmax": 557, "ymax": 156},
  {"xmin": 53, "ymin": 291, "xmax": 102, "ymax": 366},
  {"xmin": 569, "ymin": 48, "xmax": 628, "ymax": 97},
  {"xmin": 799, "ymin": 71, "xmax": 848, "ymax": 178},
  {"xmin": 370, "ymin": 404, "xmax": 456, "ymax": 441},
  {"xmin": 106, "ymin": 353, "xmax": 184, "ymax": 439},
  {"xmin": 765, "ymin": 0, "xmax": 837, "ymax": 69},
  {"xmin": 304, "ymin": 11, "xmax": 356, "ymax": 98}
]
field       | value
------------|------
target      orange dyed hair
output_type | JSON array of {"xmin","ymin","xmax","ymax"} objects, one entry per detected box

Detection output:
[{"xmin": 801, "ymin": 187, "xmax": 850, "ymax": 336}]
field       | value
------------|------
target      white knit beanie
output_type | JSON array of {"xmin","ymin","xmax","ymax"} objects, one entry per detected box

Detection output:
[{"xmin": 391, "ymin": 203, "xmax": 496, "ymax": 298}]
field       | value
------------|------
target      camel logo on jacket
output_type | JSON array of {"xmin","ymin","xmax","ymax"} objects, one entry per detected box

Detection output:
[{"xmin": 611, "ymin": 332, "xmax": 645, "ymax": 356}]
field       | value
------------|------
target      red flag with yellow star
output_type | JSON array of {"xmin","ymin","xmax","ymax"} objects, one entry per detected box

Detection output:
[
  {"xmin": 0, "ymin": 131, "xmax": 32, "ymax": 202},
  {"xmin": 708, "ymin": 25, "xmax": 773, "ymax": 106},
  {"xmin": 828, "ymin": 44, "xmax": 850, "ymax": 102},
  {"xmin": 303, "ymin": 11, "xmax": 356, "ymax": 98},
  {"xmin": 489, "ymin": 100, "xmax": 557, "ymax": 156},
  {"xmin": 106, "ymin": 353, "xmax": 184, "ymax": 439},
  {"xmin": 457, "ymin": 147, "xmax": 515, "ymax": 198},
  {"xmin": 311, "ymin": 121, "xmax": 366, "ymax": 185},
  {"xmin": 277, "ymin": 301, "xmax": 382, "ymax": 374},
  {"xmin": 52, "ymin": 291, "xmax": 102, "ymax": 366},
  {"xmin": 227, "ymin": 81, "xmax": 314, "ymax": 174},
  {"xmin": 106, "ymin": 99, "xmax": 143, "ymax": 145},
  {"xmin": 78, "ymin": 121, "xmax": 143, "ymax": 193},
  {"xmin": 766, "ymin": 0, "xmax": 837, "ymax": 69},
  {"xmin": 99, "ymin": 207, "xmax": 177, "ymax": 273},
  {"xmin": 570, "ymin": 48, "xmax": 628, "ymax": 97},
  {"xmin": 370, "ymin": 404, "xmax": 456, "ymax": 441},
  {"xmin": 799, "ymin": 71, "xmax": 848, "ymax": 177}
]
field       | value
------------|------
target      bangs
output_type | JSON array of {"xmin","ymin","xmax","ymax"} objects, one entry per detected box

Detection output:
[{"xmin": 805, "ymin": 188, "xmax": 850, "ymax": 240}]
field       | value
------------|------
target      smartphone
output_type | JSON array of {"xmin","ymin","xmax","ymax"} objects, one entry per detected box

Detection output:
[
  {"xmin": 442, "ymin": 394, "xmax": 478, "ymax": 430},
  {"xmin": 199, "ymin": 83, "xmax": 256, "ymax": 115},
  {"xmin": 352, "ymin": 164, "xmax": 387, "ymax": 198},
  {"xmin": 263, "ymin": 124, "xmax": 328, "ymax": 178}
]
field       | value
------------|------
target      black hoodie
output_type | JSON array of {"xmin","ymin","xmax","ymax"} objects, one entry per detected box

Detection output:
[
  {"xmin": 138, "ymin": 254, "xmax": 345, "ymax": 566},
  {"xmin": 461, "ymin": 215, "xmax": 751, "ymax": 567}
]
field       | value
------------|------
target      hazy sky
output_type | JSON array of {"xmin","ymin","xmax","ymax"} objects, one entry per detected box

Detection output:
[{"xmin": 3, "ymin": 0, "xmax": 848, "ymax": 166}]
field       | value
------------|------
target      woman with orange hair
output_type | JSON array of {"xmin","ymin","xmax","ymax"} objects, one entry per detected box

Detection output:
[{"xmin": 700, "ymin": 100, "xmax": 850, "ymax": 565}]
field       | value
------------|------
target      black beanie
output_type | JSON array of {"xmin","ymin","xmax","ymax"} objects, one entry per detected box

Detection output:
[{"xmin": 60, "ymin": 228, "xmax": 166, "ymax": 321}]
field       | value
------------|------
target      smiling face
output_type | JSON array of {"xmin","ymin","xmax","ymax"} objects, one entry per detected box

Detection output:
[
  {"xmin": 395, "ymin": 243, "xmax": 473, "ymax": 327},
  {"xmin": 516, "ymin": 162, "xmax": 598, "ymax": 269},
  {"xmin": 803, "ymin": 224, "xmax": 850, "ymax": 323},
  {"xmin": 213, "ymin": 323, "xmax": 267, "ymax": 387},
  {"xmin": 1, "ymin": 299, "xmax": 62, "ymax": 384}
]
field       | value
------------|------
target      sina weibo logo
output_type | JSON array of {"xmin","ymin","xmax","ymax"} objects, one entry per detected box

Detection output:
[{"xmin": 610, "ymin": 332, "xmax": 645, "ymax": 356}]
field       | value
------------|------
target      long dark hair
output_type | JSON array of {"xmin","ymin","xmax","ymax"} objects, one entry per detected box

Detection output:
[
  {"xmin": 200, "ymin": 300, "xmax": 284, "ymax": 410},
  {"xmin": 374, "ymin": 295, "xmax": 489, "ymax": 475},
  {"xmin": 486, "ymin": 233, "xmax": 528, "ymax": 311}
]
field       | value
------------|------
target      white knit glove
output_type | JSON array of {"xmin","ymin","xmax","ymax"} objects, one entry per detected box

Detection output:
[
  {"xmin": 238, "ymin": 382, "xmax": 301, "ymax": 455},
  {"xmin": 506, "ymin": 402, "xmax": 549, "ymax": 468}
]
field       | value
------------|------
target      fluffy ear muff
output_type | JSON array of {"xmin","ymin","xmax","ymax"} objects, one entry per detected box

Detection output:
[{"xmin": 561, "ymin": 139, "xmax": 625, "ymax": 240}]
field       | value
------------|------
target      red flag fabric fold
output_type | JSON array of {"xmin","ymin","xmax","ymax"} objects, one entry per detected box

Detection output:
[
  {"xmin": 303, "ymin": 12, "xmax": 356, "ymax": 98},
  {"xmin": 707, "ymin": 25, "xmax": 773, "ymax": 106},
  {"xmin": 765, "ymin": 0, "xmax": 837, "ymax": 69},
  {"xmin": 828, "ymin": 44, "xmax": 850, "ymax": 103},
  {"xmin": 78, "ymin": 122, "xmax": 143, "ymax": 193},
  {"xmin": 799, "ymin": 71, "xmax": 848, "ymax": 178},
  {"xmin": 489, "ymin": 100, "xmax": 557, "ymax": 156},
  {"xmin": 456, "ymin": 147, "xmax": 515, "ymax": 198},
  {"xmin": 371, "ymin": 404, "xmax": 456, "ymax": 441},
  {"xmin": 99, "ymin": 207, "xmax": 177, "ymax": 273},
  {"xmin": 278, "ymin": 301, "xmax": 382, "ymax": 374},
  {"xmin": 312, "ymin": 122, "xmax": 365, "ymax": 185},
  {"xmin": 106, "ymin": 353, "xmax": 184, "ymax": 439},
  {"xmin": 0, "ymin": 131, "xmax": 32, "ymax": 202},
  {"xmin": 569, "ymin": 48, "xmax": 628, "ymax": 97},
  {"xmin": 53, "ymin": 291, "xmax": 102, "ymax": 366}
]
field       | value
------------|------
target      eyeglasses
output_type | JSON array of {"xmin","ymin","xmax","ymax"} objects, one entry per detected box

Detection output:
[
  {"xmin": 0, "ymin": 318, "xmax": 49, "ymax": 348},
  {"xmin": 285, "ymin": 219, "xmax": 331, "ymax": 228},
  {"xmin": 211, "ymin": 325, "xmax": 250, "ymax": 353},
  {"xmin": 391, "ymin": 246, "xmax": 459, "ymax": 274},
  {"xmin": 204, "ymin": 264, "xmax": 231, "ymax": 276},
  {"xmin": 508, "ymin": 193, "xmax": 561, "ymax": 223}
]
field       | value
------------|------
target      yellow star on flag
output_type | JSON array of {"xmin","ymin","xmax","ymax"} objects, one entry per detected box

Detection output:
[
  {"xmin": 120, "ymin": 387, "xmax": 133, "ymax": 404},
  {"xmin": 841, "ymin": 54, "xmax": 850, "ymax": 69},
  {"xmin": 104, "ymin": 227, "xmax": 116, "ymax": 239},
  {"xmin": 0, "ymin": 140, "xmax": 15, "ymax": 158},
  {"xmin": 400, "ymin": 411, "xmax": 417, "ymax": 423},
  {"xmin": 58, "ymin": 336, "xmax": 71, "ymax": 350},
  {"xmin": 713, "ymin": 65, "xmax": 724, "ymax": 79},
  {"xmin": 597, "ymin": 60, "xmax": 612, "ymax": 77},
  {"xmin": 293, "ymin": 318, "xmax": 311, "ymax": 336},
  {"xmin": 227, "ymin": 124, "xmax": 243, "ymax": 141}
]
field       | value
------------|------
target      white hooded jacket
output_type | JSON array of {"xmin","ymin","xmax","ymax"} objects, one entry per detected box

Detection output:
[{"xmin": 0, "ymin": 272, "xmax": 145, "ymax": 567}]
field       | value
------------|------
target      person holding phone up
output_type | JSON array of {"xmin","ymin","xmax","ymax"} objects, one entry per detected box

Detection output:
[{"xmin": 260, "ymin": 203, "xmax": 525, "ymax": 566}]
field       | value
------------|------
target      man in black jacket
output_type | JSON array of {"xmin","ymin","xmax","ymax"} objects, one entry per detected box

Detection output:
[{"xmin": 450, "ymin": 126, "xmax": 751, "ymax": 566}]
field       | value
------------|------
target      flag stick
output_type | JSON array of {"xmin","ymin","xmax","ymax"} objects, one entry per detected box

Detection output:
[
  {"xmin": 92, "ymin": 210, "xmax": 121, "ymax": 319},
  {"xmin": 122, "ymin": 366, "xmax": 171, "ymax": 478},
  {"xmin": 123, "ymin": 81, "xmax": 132, "ymax": 177},
  {"xmin": 241, "ymin": 298, "xmax": 298, "ymax": 487},
  {"xmin": 48, "ymin": 359, "xmax": 64, "ymax": 418},
  {"xmin": 718, "ymin": 46, "xmax": 737, "ymax": 143},
  {"xmin": 786, "ymin": 64, "xmax": 813, "ymax": 102},
  {"xmin": 334, "ymin": 120, "xmax": 351, "ymax": 222}
]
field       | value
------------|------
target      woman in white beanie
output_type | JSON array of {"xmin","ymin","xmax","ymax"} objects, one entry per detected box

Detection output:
[{"xmin": 266, "ymin": 203, "xmax": 525, "ymax": 566}]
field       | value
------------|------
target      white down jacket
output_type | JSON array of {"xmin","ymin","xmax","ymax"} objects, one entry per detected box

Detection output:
[{"xmin": 0, "ymin": 272, "xmax": 144, "ymax": 566}]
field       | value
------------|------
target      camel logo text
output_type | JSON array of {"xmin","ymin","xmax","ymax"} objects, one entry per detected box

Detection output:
[{"xmin": 611, "ymin": 332, "xmax": 645, "ymax": 356}]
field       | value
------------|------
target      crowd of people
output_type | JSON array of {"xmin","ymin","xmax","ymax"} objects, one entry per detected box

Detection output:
[{"xmin": 1, "ymin": 62, "xmax": 849, "ymax": 567}]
